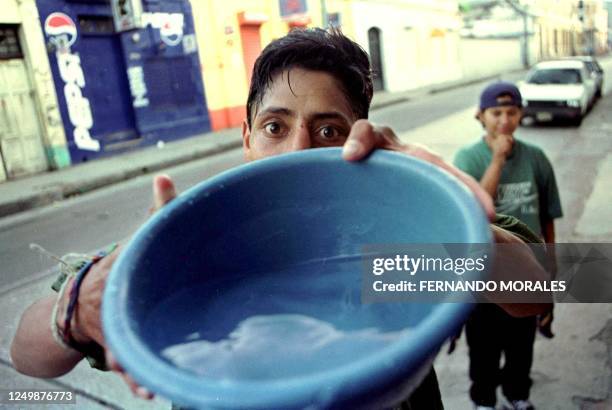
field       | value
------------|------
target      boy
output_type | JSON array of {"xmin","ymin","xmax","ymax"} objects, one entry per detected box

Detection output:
[{"xmin": 454, "ymin": 82, "xmax": 563, "ymax": 410}]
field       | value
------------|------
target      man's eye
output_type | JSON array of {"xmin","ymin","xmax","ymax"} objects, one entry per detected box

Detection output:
[
  {"xmin": 265, "ymin": 122, "xmax": 281, "ymax": 135},
  {"xmin": 318, "ymin": 126, "xmax": 339, "ymax": 140}
]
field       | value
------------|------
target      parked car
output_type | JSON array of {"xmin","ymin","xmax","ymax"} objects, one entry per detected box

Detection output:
[
  {"xmin": 519, "ymin": 60, "xmax": 597, "ymax": 126},
  {"xmin": 561, "ymin": 56, "xmax": 605, "ymax": 99}
]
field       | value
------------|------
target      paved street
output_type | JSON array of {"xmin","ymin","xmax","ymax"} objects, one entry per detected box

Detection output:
[{"xmin": 0, "ymin": 58, "xmax": 611, "ymax": 409}]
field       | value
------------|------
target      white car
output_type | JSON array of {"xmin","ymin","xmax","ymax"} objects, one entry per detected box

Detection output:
[{"xmin": 519, "ymin": 60, "xmax": 597, "ymax": 125}]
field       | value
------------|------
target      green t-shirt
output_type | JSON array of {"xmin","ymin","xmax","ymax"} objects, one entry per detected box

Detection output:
[{"xmin": 454, "ymin": 138, "xmax": 563, "ymax": 236}]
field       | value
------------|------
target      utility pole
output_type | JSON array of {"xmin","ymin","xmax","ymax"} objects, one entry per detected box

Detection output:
[
  {"xmin": 505, "ymin": 0, "xmax": 531, "ymax": 68},
  {"xmin": 577, "ymin": 0, "xmax": 589, "ymax": 55},
  {"xmin": 320, "ymin": 0, "xmax": 328, "ymax": 28}
]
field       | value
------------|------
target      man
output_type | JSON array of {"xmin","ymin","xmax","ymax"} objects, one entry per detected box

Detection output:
[
  {"xmin": 11, "ymin": 29, "xmax": 548, "ymax": 409},
  {"xmin": 454, "ymin": 82, "xmax": 563, "ymax": 410}
]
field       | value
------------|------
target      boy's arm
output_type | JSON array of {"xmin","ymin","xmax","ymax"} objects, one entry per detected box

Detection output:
[{"xmin": 479, "ymin": 154, "xmax": 506, "ymax": 200}]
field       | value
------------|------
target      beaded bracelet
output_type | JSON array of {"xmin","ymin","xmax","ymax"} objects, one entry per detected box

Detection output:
[
  {"xmin": 51, "ymin": 244, "xmax": 117, "ymax": 354},
  {"xmin": 51, "ymin": 275, "xmax": 76, "ymax": 350}
]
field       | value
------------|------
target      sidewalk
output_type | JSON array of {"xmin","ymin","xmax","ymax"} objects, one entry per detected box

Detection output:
[
  {"xmin": 0, "ymin": 71, "xmax": 513, "ymax": 220},
  {"xmin": 0, "ymin": 127, "xmax": 243, "ymax": 219}
]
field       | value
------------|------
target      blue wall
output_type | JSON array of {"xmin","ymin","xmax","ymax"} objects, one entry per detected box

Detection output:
[{"xmin": 37, "ymin": 0, "xmax": 210, "ymax": 163}]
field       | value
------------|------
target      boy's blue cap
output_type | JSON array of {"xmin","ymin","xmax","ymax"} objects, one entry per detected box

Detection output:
[{"xmin": 479, "ymin": 81, "xmax": 522, "ymax": 110}]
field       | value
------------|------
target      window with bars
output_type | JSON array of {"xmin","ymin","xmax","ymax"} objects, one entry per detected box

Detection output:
[{"xmin": 0, "ymin": 26, "xmax": 23, "ymax": 60}]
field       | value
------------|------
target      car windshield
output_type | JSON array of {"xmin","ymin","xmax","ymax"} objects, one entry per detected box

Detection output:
[
  {"xmin": 584, "ymin": 62, "xmax": 596, "ymax": 72},
  {"xmin": 527, "ymin": 68, "xmax": 582, "ymax": 84}
]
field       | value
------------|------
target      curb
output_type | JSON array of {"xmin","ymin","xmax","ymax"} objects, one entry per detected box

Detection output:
[{"xmin": 0, "ymin": 139, "xmax": 243, "ymax": 218}]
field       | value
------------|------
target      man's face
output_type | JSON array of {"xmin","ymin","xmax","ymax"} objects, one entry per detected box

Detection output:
[
  {"xmin": 478, "ymin": 96, "xmax": 522, "ymax": 138},
  {"xmin": 242, "ymin": 68, "xmax": 357, "ymax": 161}
]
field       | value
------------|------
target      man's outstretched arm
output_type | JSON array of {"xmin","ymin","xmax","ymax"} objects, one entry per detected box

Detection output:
[
  {"xmin": 10, "ymin": 175, "xmax": 176, "ymax": 398},
  {"xmin": 10, "ymin": 295, "xmax": 84, "ymax": 377}
]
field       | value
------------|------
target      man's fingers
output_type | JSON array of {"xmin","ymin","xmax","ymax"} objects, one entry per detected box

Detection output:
[
  {"xmin": 343, "ymin": 121, "xmax": 404, "ymax": 161},
  {"xmin": 343, "ymin": 120, "xmax": 379, "ymax": 161},
  {"xmin": 125, "ymin": 374, "xmax": 153, "ymax": 399},
  {"xmin": 106, "ymin": 350, "xmax": 154, "ymax": 400},
  {"xmin": 105, "ymin": 350, "xmax": 121, "ymax": 371},
  {"xmin": 152, "ymin": 174, "xmax": 177, "ymax": 212}
]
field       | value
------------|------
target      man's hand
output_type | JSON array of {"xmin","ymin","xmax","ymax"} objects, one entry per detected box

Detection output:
[
  {"xmin": 487, "ymin": 224, "xmax": 553, "ymax": 317},
  {"xmin": 68, "ymin": 174, "xmax": 176, "ymax": 399},
  {"xmin": 10, "ymin": 174, "xmax": 177, "ymax": 386},
  {"xmin": 70, "ymin": 175, "xmax": 177, "ymax": 345},
  {"xmin": 68, "ymin": 246, "xmax": 122, "ymax": 346},
  {"xmin": 341, "ymin": 120, "xmax": 495, "ymax": 220}
]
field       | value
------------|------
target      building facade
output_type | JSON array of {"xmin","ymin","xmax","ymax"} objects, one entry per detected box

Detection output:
[
  {"xmin": 1, "ymin": 0, "xmax": 68, "ymax": 182},
  {"xmin": 532, "ymin": 0, "xmax": 608, "ymax": 58},
  {"xmin": 36, "ymin": 0, "xmax": 211, "ymax": 164},
  {"xmin": 350, "ymin": 0, "xmax": 463, "ymax": 93},
  {"xmin": 608, "ymin": 0, "xmax": 612, "ymax": 48},
  {"xmin": 5, "ymin": 0, "xmax": 604, "ymax": 180},
  {"xmin": 190, "ymin": 0, "xmax": 355, "ymax": 130},
  {"xmin": 190, "ymin": 0, "xmax": 464, "ymax": 127}
]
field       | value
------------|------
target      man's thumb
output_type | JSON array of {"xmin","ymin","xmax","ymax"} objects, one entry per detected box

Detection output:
[{"xmin": 152, "ymin": 174, "xmax": 177, "ymax": 211}]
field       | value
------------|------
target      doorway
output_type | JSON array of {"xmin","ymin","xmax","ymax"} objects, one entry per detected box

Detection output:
[{"xmin": 0, "ymin": 25, "xmax": 48, "ymax": 180}]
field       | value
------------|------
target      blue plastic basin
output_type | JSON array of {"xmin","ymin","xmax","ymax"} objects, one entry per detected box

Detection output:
[{"xmin": 103, "ymin": 148, "xmax": 491, "ymax": 409}]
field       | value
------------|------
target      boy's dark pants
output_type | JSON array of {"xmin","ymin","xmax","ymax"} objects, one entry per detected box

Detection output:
[{"xmin": 466, "ymin": 304, "xmax": 537, "ymax": 406}]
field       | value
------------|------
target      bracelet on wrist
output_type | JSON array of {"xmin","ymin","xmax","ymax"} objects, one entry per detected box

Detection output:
[{"xmin": 51, "ymin": 244, "xmax": 118, "ymax": 355}]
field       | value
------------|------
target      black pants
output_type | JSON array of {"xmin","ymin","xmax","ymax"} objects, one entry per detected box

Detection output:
[{"xmin": 465, "ymin": 304, "xmax": 537, "ymax": 406}]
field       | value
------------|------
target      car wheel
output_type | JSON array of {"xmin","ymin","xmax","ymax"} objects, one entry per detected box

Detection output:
[{"xmin": 572, "ymin": 115, "xmax": 583, "ymax": 127}]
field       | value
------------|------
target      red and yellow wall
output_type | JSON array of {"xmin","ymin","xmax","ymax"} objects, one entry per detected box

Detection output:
[{"xmin": 190, "ymin": 0, "xmax": 355, "ymax": 130}]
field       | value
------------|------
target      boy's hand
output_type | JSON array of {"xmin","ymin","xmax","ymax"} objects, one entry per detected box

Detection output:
[{"xmin": 489, "ymin": 134, "xmax": 514, "ymax": 159}]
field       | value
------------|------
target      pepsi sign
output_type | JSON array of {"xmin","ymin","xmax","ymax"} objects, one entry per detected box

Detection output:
[{"xmin": 43, "ymin": 12, "xmax": 99, "ymax": 152}]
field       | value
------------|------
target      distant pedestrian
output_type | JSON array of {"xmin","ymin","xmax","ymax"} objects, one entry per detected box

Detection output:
[{"xmin": 454, "ymin": 81, "xmax": 563, "ymax": 410}]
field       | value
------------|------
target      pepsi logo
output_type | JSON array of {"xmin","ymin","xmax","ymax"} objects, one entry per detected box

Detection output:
[
  {"xmin": 44, "ymin": 12, "xmax": 78, "ymax": 50},
  {"xmin": 141, "ymin": 12, "xmax": 184, "ymax": 47}
]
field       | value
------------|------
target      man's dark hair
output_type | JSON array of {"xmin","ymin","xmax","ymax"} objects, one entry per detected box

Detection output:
[{"xmin": 246, "ymin": 28, "xmax": 373, "ymax": 128}]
